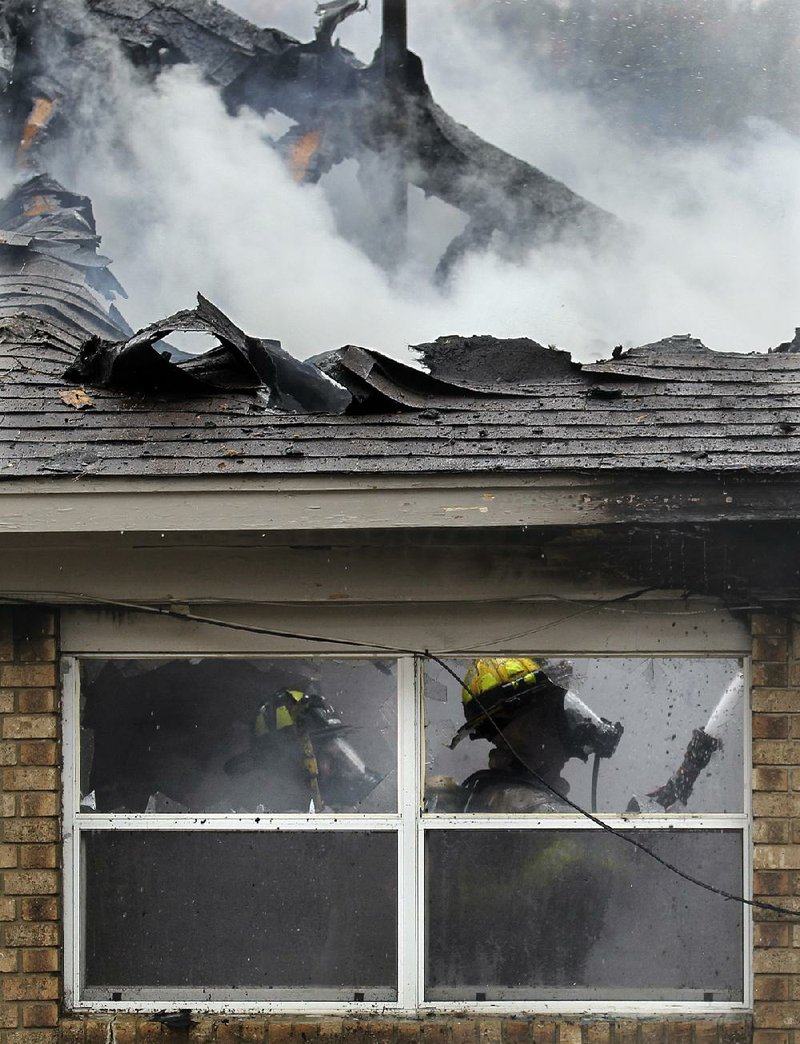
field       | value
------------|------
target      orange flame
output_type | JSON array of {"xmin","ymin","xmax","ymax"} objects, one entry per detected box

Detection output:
[
  {"xmin": 17, "ymin": 97, "xmax": 57, "ymax": 168},
  {"xmin": 288, "ymin": 129, "xmax": 322, "ymax": 182},
  {"xmin": 24, "ymin": 195, "xmax": 57, "ymax": 218}
]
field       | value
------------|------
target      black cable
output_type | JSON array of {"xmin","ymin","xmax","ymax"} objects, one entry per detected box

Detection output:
[
  {"xmin": 443, "ymin": 586, "xmax": 657, "ymax": 653},
  {"xmin": 590, "ymin": 752, "xmax": 600, "ymax": 814},
  {"xmin": 425, "ymin": 652, "xmax": 799, "ymax": 920},
  {"xmin": 110, "ymin": 600, "xmax": 421, "ymax": 656}
]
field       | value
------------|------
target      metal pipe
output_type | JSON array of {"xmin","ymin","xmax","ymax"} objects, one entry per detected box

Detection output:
[
  {"xmin": 382, "ymin": 0, "xmax": 408, "ymax": 88},
  {"xmin": 379, "ymin": 0, "xmax": 408, "ymax": 266}
]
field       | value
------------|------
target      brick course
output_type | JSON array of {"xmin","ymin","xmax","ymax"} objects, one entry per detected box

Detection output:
[
  {"xmin": 46, "ymin": 1020, "xmax": 751, "ymax": 1044},
  {"xmin": 751, "ymin": 612, "xmax": 800, "ymax": 1039},
  {"xmin": 0, "ymin": 608, "xmax": 59, "ymax": 1043}
]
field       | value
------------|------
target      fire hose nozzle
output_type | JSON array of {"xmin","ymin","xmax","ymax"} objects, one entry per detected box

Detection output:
[{"xmin": 648, "ymin": 727, "xmax": 721, "ymax": 809}]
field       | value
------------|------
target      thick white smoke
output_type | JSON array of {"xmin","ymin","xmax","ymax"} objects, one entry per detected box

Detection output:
[
  {"xmin": 62, "ymin": 65, "xmax": 416, "ymax": 352},
  {"xmin": 50, "ymin": 0, "xmax": 800, "ymax": 360}
]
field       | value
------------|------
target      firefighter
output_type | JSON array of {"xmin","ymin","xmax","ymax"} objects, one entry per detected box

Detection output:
[
  {"xmin": 450, "ymin": 657, "xmax": 624, "ymax": 812},
  {"xmin": 430, "ymin": 657, "xmax": 623, "ymax": 988},
  {"xmin": 225, "ymin": 686, "xmax": 383, "ymax": 813}
]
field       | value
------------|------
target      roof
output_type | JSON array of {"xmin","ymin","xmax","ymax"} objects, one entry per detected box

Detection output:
[
  {"xmin": 0, "ymin": 176, "xmax": 797, "ymax": 483},
  {"xmin": 4, "ymin": 311, "xmax": 800, "ymax": 481}
]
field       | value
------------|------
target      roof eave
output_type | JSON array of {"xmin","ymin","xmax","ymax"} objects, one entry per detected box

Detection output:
[{"xmin": 0, "ymin": 468, "xmax": 797, "ymax": 534}]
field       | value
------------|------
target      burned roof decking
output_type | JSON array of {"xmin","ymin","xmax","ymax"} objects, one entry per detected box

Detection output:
[{"xmin": 2, "ymin": 317, "xmax": 800, "ymax": 479}]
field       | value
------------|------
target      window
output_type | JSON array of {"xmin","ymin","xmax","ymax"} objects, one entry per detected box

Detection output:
[
  {"xmin": 63, "ymin": 652, "xmax": 749, "ymax": 1013},
  {"xmin": 422, "ymin": 657, "xmax": 747, "ymax": 1005}
]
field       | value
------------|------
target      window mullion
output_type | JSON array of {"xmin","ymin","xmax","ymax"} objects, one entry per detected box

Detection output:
[
  {"xmin": 743, "ymin": 656, "xmax": 754, "ymax": 1010},
  {"xmin": 61, "ymin": 656, "xmax": 80, "ymax": 1010},
  {"xmin": 397, "ymin": 655, "xmax": 419, "ymax": 1010}
]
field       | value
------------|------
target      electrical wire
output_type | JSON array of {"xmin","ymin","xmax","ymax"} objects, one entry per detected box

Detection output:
[
  {"xmin": 1, "ymin": 588, "xmax": 791, "ymax": 917},
  {"xmin": 440, "ymin": 587, "xmax": 655, "ymax": 654},
  {"xmin": 0, "ymin": 587, "xmax": 664, "ymax": 654}
]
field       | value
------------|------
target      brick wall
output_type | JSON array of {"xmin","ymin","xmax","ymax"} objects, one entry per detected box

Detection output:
[
  {"xmin": 6, "ymin": 605, "xmax": 791, "ymax": 1044},
  {"xmin": 751, "ymin": 612, "xmax": 800, "ymax": 1044},
  {"xmin": 0, "ymin": 607, "xmax": 60, "ymax": 1044}
]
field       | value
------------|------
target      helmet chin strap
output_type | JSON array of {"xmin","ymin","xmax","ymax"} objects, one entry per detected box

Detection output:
[{"xmin": 296, "ymin": 721, "xmax": 324, "ymax": 811}]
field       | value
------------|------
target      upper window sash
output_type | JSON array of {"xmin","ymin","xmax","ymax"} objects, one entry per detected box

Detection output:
[
  {"xmin": 75, "ymin": 656, "xmax": 401, "ymax": 818},
  {"xmin": 422, "ymin": 656, "xmax": 746, "ymax": 817}
]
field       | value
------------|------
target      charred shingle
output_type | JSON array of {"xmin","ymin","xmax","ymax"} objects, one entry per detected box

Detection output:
[
  {"xmin": 65, "ymin": 294, "xmax": 352, "ymax": 414},
  {"xmin": 413, "ymin": 335, "xmax": 577, "ymax": 387},
  {"xmin": 0, "ymin": 175, "xmax": 128, "ymax": 341}
]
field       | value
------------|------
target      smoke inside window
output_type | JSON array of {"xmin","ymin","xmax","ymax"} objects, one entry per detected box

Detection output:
[{"xmin": 79, "ymin": 658, "xmax": 398, "ymax": 814}]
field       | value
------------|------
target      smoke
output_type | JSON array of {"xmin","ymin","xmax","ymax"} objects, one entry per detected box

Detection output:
[
  {"xmin": 54, "ymin": 63, "xmax": 416, "ymax": 355},
  {"xmin": 44, "ymin": 0, "xmax": 800, "ymax": 360}
]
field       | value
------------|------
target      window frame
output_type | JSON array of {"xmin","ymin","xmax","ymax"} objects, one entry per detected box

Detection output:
[{"xmin": 62, "ymin": 649, "xmax": 753, "ymax": 1016}]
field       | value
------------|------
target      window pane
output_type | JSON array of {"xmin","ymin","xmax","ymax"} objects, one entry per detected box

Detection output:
[
  {"xmin": 83, "ymin": 830, "xmax": 398, "ymax": 1001},
  {"xmin": 424, "ymin": 658, "xmax": 744, "ymax": 814},
  {"xmin": 425, "ymin": 829, "xmax": 743, "ymax": 1001},
  {"xmin": 80, "ymin": 658, "xmax": 397, "ymax": 813}
]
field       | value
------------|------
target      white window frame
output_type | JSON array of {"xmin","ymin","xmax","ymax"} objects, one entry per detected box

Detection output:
[{"xmin": 62, "ymin": 647, "xmax": 752, "ymax": 1017}]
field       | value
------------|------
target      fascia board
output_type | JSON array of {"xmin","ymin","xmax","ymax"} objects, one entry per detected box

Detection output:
[{"xmin": 0, "ymin": 471, "xmax": 795, "ymax": 533}]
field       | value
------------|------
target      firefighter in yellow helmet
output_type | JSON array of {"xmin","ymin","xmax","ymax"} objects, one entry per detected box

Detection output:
[
  {"xmin": 424, "ymin": 658, "xmax": 623, "ymax": 987},
  {"xmin": 451, "ymin": 657, "xmax": 623, "ymax": 813},
  {"xmin": 225, "ymin": 687, "xmax": 383, "ymax": 812}
]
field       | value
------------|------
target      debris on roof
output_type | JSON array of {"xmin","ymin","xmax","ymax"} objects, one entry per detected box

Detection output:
[
  {"xmin": 413, "ymin": 334, "xmax": 576, "ymax": 387},
  {"xmin": 64, "ymin": 294, "xmax": 352, "ymax": 414},
  {"xmin": 55, "ymin": 265, "xmax": 800, "ymax": 450},
  {"xmin": 770, "ymin": 329, "xmax": 800, "ymax": 354},
  {"xmin": 0, "ymin": 274, "xmax": 795, "ymax": 478},
  {"xmin": 313, "ymin": 334, "xmax": 585, "ymax": 411},
  {"xmin": 65, "ymin": 303, "xmax": 587, "ymax": 415},
  {"xmin": 59, "ymin": 387, "xmax": 94, "ymax": 410},
  {"xmin": 314, "ymin": 343, "xmax": 514, "ymax": 411},
  {"xmin": 0, "ymin": 174, "xmax": 129, "ymax": 342}
]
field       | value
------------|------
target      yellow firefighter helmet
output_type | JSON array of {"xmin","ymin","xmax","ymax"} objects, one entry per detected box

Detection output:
[{"xmin": 450, "ymin": 657, "xmax": 548, "ymax": 748}]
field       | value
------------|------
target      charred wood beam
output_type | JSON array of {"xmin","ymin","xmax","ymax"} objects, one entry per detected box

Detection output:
[
  {"xmin": 315, "ymin": 1, "xmax": 367, "ymax": 49},
  {"xmin": 7, "ymin": 0, "xmax": 616, "ymax": 272},
  {"xmin": 376, "ymin": 0, "xmax": 410, "ymax": 265}
]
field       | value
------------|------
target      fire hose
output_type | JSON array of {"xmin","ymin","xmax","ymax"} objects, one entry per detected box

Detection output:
[{"xmin": 648, "ymin": 674, "xmax": 743, "ymax": 809}]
